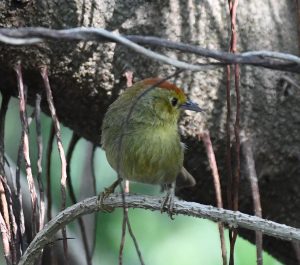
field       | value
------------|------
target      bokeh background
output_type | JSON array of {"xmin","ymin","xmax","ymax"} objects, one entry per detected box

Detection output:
[{"xmin": 1, "ymin": 96, "xmax": 282, "ymax": 264}]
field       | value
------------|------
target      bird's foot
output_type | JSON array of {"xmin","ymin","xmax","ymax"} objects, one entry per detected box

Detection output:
[
  {"xmin": 97, "ymin": 179, "xmax": 123, "ymax": 213},
  {"xmin": 160, "ymin": 182, "xmax": 175, "ymax": 220},
  {"xmin": 97, "ymin": 189, "xmax": 115, "ymax": 213}
]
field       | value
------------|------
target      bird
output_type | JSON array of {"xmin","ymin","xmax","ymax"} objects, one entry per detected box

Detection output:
[{"xmin": 99, "ymin": 78, "xmax": 205, "ymax": 218}]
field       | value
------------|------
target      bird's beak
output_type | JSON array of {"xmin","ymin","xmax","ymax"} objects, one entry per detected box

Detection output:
[{"xmin": 179, "ymin": 100, "xmax": 205, "ymax": 113}]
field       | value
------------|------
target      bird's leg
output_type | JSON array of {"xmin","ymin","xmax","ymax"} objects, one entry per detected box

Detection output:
[
  {"xmin": 161, "ymin": 182, "xmax": 176, "ymax": 220},
  {"xmin": 97, "ymin": 178, "xmax": 123, "ymax": 213}
]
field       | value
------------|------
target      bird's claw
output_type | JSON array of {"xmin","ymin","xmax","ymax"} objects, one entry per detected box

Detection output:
[
  {"xmin": 97, "ymin": 179, "xmax": 123, "ymax": 213},
  {"xmin": 97, "ymin": 188, "xmax": 115, "ymax": 213},
  {"xmin": 160, "ymin": 187, "xmax": 175, "ymax": 220}
]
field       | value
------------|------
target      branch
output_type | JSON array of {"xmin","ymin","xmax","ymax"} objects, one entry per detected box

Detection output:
[
  {"xmin": 41, "ymin": 67, "xmax": 69, "ymax": 264},
  {"xmin": 0, "ymin": 27, "xmax": 299, "ymax": 73},
  {"xmin": 15, "ymin": 65, "xmax": 38, "ymax": 239},
  {"xmin": 242, "ymin": 51, "xmax": 300, "ymax": 65},
  {"xmin": 0, "ymin": 28, "xmax": 221, "ymax": 72},
  {"xmin": 241, "ymin": 141, "xmax": 263, "ymax": 265},
  {"xmin": 199, "ymin": 131, "xmax": 226, "ymax": 264},
  {"xmin": 18, "ymin": 193, "xmax": 300, "ymax": 265}
]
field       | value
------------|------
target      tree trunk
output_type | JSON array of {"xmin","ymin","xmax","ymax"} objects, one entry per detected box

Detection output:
[{"xmin": 0, "ymin": 0, "xmax": 299, "ymax": 264}]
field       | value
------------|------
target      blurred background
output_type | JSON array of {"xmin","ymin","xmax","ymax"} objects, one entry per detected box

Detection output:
[{"xmin": 1, "ymin": 96, "xmax": 282, "ymax": 264}]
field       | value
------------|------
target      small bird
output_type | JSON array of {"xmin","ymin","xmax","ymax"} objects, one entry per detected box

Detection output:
[{"xmin": 100, "ymin": 78, "xmax": 204, "ymax": 218}]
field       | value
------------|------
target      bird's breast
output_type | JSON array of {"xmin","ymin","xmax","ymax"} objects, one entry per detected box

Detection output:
[{"xmin": 104, "ymin": 123, "xmax": 183, "ymax": 185}]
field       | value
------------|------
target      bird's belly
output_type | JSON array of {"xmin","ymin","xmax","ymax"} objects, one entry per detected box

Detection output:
[
  {"xmin": 105, "ymin": 129, "xmax": 183, "ymax": 185},
  {"xmin": 122, "ymin": 157, "xmax": 179, "ymax": 185}
]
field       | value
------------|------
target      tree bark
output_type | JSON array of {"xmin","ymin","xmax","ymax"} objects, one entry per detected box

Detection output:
[{"xmin": 0, "ymin": 0, "xmax": 299, "ymax": 264}]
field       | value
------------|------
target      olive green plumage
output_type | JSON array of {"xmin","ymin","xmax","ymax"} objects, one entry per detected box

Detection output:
[{"xmin": 101, "ymin": 78, "xmax": 203, "ymax": 188}]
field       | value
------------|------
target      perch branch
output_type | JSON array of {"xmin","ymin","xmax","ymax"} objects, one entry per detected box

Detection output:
[{"xmin": 18, "ymin": 193, "xmax": 300, "ymax": 265}]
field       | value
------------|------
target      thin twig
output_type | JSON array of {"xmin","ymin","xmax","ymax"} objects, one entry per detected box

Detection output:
[
  {"xmin": 0, "ymin": 179, "xmax": 11, "ymax": 242},
  {"xmin": 281, "ymin": 76, "xmax": 300, "ymax": 90},
  {"xmin": 46, "ymin": 123, "xmax": 56, "ymax": 265},
  {"xmin": 233, "ymin": 69, "xmax": 240, "ymax": 212},
  {"xmin": 18, "ymin": 193, "xmax": 300, "ymax": 265},
  {"xmin": 242, "ymin": 141, "xmax": 263, "ymax": 265},
  {"xmin": 226, "ymin": 63, "xmax": 233, "ymax": 244},
  {"xmin": 119, "ymin": 209, "xmax": 127, "ymax": 265},
  {"xmin": 66, "ymin": 132, "xmax": 92, "ymax": 265},
  {"xmin": 35, "ymin": 93, "xmax": 45, "ymax": 265},
  {"xmin": 0, "ymin": 94, "xmax": 15, "ymax": 263},
  {"xmin": 14, "ymin": 64, "xmax": 38, "ymax": 239},
  {"xmin": 4, "ymin": 156, "xmax": 16, "ymax": 195},
  {"xmin": 0, "ymin": 93, "xmax": 11, "ymax": 245},
  {"xmin": 199, "ymin": 131, "xmax": 227, "ymax": 265},
  {"xmin": 15, "ymin": 100, "xmax": 34, "ymax": 254},
  {"xmin": 0, "ymin": 28, "xmax": 299, "ymax": 73},
  {"xmin": 3, "ymin": 154, "xmax": 19, "ymax": 262},
  {"xmin": 0, "ymin": 211, "xmax": 12, "ymax": 265},
  {"xmin": 227, "ymin": 0, "xmax": 234, "ymax": 254},
  {"xmin": 46, "ymin": 123, "xmax": 54, "ymax": 222},
  {"xmin": 293, "ymin": 242, "xmax": 300, "ymax": 265},
  {"xmin": 227, "ymin": 1, "xmax": 240, "ymax": 264},
  {"xmin": 16, "ymin": 136, "xmax": 26, "ymax": 254},
  {"xmin": 66, "ymin": 133, "xmax": 80, "ymax": 205},
  {"xmin": 0, "ymin": 93, "xmax": 10, "ymax": 175},
  {"xmin": 35, "ymin": 93, "xmax": 45, "ymax": 231},
  {"xmin": 0, "ymin": 175, "xmax": 18, "ymax": 264},
  {"xmin": 19, "ymin": 86, "xmax": 34, "ymax": 254},
  {"xmin": 41, "ymin": 67, "xmax": 69, "ymax": 265}
]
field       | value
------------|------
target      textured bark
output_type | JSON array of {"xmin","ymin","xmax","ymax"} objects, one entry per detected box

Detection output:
[{"xmin": 0, "ymin": 0, "xmax": 299, "ymax": 264}]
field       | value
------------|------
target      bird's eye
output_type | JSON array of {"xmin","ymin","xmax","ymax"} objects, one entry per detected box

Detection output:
[{"xmin": 171, "ymin": 98, "xmax": 178, "ymax": 107}]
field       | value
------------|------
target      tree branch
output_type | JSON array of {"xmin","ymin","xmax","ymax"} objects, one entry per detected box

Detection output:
[
  {"xmin": 0, "ymin": 28, "xmax": 221, "ymax": 72},
  {"xmin": 0, "ymin": 27, "xmax": 299, "ymax": 73},
  {"xmin": 18, "ymin": 193, "xmax": 300, "ymax": 265}
]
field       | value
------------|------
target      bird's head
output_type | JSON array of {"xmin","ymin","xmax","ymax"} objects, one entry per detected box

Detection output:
[{"xmin": 135, "ymin": 78, "xmax": 205, "ymax": 122}]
